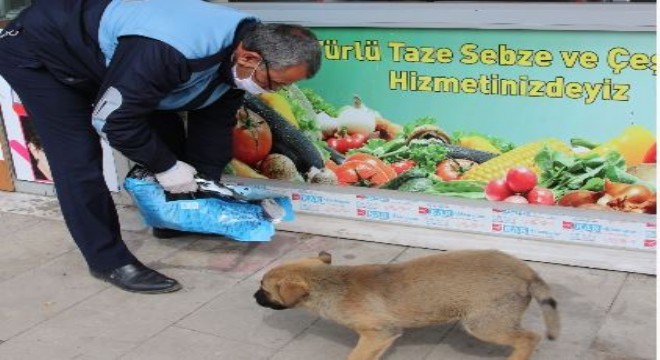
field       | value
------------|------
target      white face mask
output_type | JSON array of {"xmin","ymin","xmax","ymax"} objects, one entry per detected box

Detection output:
[{"xmin": 232, "ymin": 62, "xmax": 269, "ymax": 95}]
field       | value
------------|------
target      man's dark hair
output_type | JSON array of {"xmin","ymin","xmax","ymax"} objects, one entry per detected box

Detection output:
[{"xmin": 242, "ymin": 23, "xmax": 322, "ymax": 78}]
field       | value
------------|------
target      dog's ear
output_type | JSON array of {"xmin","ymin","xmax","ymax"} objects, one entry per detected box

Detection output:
[
  {"xmin": 278, "ymin": 278, "xmax": 309, "ymax": 307},
  {"xmin": 318, "ymin": 251, "xmax": 332, "ymax": 264}
]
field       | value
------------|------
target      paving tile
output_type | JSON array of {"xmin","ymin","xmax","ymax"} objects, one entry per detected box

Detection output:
[
  {"xmin": 579, "ymin": 348, "xmax": 652, "ymax": 360},
  {"xmin": 0, "ymin": 212, "xmax": 42, "ymax": 236},
  {"xmin": 272, "ymin": 318, "xmax": 453, "ymax": 360},
  {"xmin": 117, "ymin": 205, "xmax": 149, "ymax": 233},
  {"xmin": 392, "ymin": 247, "xmax": 441, "ymax": 263},
  {"xmin": 425, "ymin": 325, "xmax": 511, "ymax": 359},
  {"xmin": 0, "ymin": 218, "xmax": 76, "ymax": 282},
  {"xmin": 0, "ymin": 251, "xmax": 106, "ymax": 340},
  {"xmin": 0, "ymin": 267, "xmax": 236, "ymax": 360},
  {"xmin": 269, "ymin": 319, "xmax": 356, "ymax": 360},
  {"xmin": 177, "ymin": 277, "xmax": 318, "ymax": 351},
  {"xmin": 248, "ymin": 233, "xmax": 407, "ymax": 282},
  {"xmin": 421, "ymin": 260, "xmax": 627, "ymax": 360},
  {"xmin": 120, "ymin": 325, "xmax": 274, "ymax": 360},
  {"xmin": 160, "ymin": 231, "xmax": 305, "ymax": 280},
  {"xmin": 590, "ymin": 273, "xmax": 656, "ymax": 359},
  {"xmin": 521, "ymin": 263, "xmax": 628, "ymax": 351},
  {"xmin": 0, "ymin": 226, "xmax": 200, "ymax": 342},
  {"xmin": 122, "ymin": 230, "xmax": 194, "ymax": 266},
  {"xmin": 422, "ymin": 259, "xmax": 628, "ymax": 359},
  {"xmin": 0, "ymin": 192, "xmax": 63, "ymax": 221}
]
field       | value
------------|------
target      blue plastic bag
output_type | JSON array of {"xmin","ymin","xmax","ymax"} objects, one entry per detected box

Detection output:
[{"xmin": 123, "ymin": 169, "xmax": 294, "ymax": 242}]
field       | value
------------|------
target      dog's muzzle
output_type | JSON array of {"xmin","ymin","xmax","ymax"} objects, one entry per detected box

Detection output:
[{"xmin": 254, "ymin": 289, "xmax": 288, "ymax": 310}]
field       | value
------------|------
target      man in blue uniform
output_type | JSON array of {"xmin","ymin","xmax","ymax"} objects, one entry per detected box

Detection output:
[{"xmin": 0, "ymin": 0, "xmax": 321, "ymax": 294}]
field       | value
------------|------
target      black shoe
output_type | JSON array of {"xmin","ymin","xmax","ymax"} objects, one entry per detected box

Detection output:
[
  {"xmin": 152, "ymin": 227, "xmax": 188, "ymax": 239},
  {"xmin": 91, "ymin": 262, "xmax": 182, "ymax": 294}
]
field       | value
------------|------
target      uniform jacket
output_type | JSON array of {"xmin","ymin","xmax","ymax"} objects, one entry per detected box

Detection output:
[{"xmin": 14, "ymin": 0, "xmax": 257, "ymax": 172}]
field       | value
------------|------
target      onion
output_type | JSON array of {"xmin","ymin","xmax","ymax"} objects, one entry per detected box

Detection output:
[
  {"xmin": 613, "ymin": 184, "xmax": 654, "ymax": 204},
  {"xmin": 597, "ymin": 193, "xmax": 613, "ymax": 207},
  {"xmin": 337, "ymin": 96, "xmax": 377, "ymax": 136},
  {"xmin": 604, "ymin": 179, "xmax": 630, "ymax": 196},
  {"xmin": 578, "ymin": 203, "xmax": 612, "ymax": 211},
  {"xmin": 558, "ymin": 190, "xmax": 601, "ymax": 207},
  {"xmin": 316, "ymin": 112, "xmax": 339, "ymax": 138}
]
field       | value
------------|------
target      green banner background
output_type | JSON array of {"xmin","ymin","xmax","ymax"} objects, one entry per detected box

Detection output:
[{"xmin": 301, "ymin": 28, "xmax": 656, "ymax": 145}]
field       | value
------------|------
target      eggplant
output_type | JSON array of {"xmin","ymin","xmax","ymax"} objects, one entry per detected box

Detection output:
[{"xmin": 243, "ymin": 94, "xmax": 324, "ymax": 174}]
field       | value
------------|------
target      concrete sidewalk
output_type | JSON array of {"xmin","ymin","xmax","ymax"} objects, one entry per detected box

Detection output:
[{"xmin": 0, "ymin": 192, "xmax": 656, "ymax": 360}]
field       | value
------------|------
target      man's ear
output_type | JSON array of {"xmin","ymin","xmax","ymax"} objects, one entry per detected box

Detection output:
[
  {"xmin": 234, "ymin": 42, "xmax": 262, "ymax": 68},
  {"xmin": 277, "ymin": 278, "xmax": 309, "ymax": 307},
  {"xmin": 318, "ymin": 251, "xmax": 332, "ymax": 264}
]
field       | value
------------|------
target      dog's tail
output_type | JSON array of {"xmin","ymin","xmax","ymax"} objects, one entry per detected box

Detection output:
[{"xmin": 529, "ymin": 275, "xmax": 560, "ymax": 340}]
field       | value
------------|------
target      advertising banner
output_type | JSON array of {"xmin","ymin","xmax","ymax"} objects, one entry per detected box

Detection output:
[
  {"xmin": 0, "ymin": 76, "xmax": 120, "ymax": 191},
  {"xmin": 230, "ymin": 27, "xmax": 656, "ymax": 218}
]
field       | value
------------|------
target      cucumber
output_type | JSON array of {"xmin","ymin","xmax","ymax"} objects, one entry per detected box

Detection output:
[
  {"xmin": 380, "ymin": 168, "xmax": 428, "ymax": 190},
  {"xmin": 244, "ymin": 94, "xmax": 324, "ymax": 174}
]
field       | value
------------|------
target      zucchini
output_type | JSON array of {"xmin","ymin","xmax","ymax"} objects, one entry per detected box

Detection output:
[
  {"xmin": 324, "ymin": 144, "xmax": 346, "ymax": 165},
  {"xmin": 244, "ymin": 93, "xmax": 324, "ymax": 174},
  {"xmin": 444, "ymin": 144, "xmax": 497, "ymax": 164},
  {"xmin": 398, "ymin": 177, "xmax": 434, "ymax": 192},
  {"xmin": 380, "ymin": 168, "xmax": 428, "ymax": 190}
]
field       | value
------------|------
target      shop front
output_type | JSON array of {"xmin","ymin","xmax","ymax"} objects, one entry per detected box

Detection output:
[
  {"xmin": 0, "ymin": 1, "xmax": 655, "ymax": 274},
  {"xmin": 221, "ymin": 2, "xmax": 657, "ymax": 274}
]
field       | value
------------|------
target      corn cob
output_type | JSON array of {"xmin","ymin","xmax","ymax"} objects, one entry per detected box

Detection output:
[{"xmin": 461, "ymin": 138, "xmax": 572, "ymax": 182}]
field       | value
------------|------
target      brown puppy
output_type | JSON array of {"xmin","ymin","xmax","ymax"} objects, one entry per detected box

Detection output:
[{"xmin": 255, "ymin": 250, "xmax": 560, "ymax": 360}]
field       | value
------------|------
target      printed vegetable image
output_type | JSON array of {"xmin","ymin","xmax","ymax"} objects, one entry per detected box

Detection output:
[
  {"xmin": 642, "ymin": 142, "xmax": 656, "ymax": 164},
  {"xmin": 334, "ymin": 161, "xmax": 393, "ymax": 187},
  {"xmin": 243, "ymin": 92, "xmax": 324, "ymax": 174},
  {"xmin": 483, "ymin": 167, "xmax": 554, "ymax": 206},
  {"xmin": 232, "ymin": 108, "xmax": 272, "ymax": 166},
  {"xmin": 526, "ymin": 187, "xmax": 555, "ymax": 205},
  {"xmin": 484, "ymin": 179, "xmax": 513, "ymax": 201},
  {"xmin": 571, "ymin": 125, "xmax": 655, "ymax": 167},
  {"xmin": 557, "ymin": 179, "xmax": 656, "ymax": 214},
  {"xmin": 505, "ymin": 167, "xmax": 538, "ymax": 193},
  {"xmin": 456, "ymin": 135, "xmax": 502, "ymax": 154},
  {"xmin": 461, "ymin": 138, "xmax": 572, "ymax": 182},
  {"xmin": 225, "ymin": 84, "xmax": 655, "ymax": 214},
  {"xmin": 435, "ymin": 159, "xmax": 478, "ymax": 181},
  {"xmin": 258, "ymin": 92, "xmax": 298, "ymax": 128},
  {"xmin": 327, "ymin": 132, "xmax": 368, "ymax": 153},
  {"xmin": 390, "ymin": 160, "xmax": 416, "ymax": 175},
  {"xmin": 336, "ymin": 96, "xmax": 377, "ymax": 136},
  {"xmin": 259, "ymin": 154, "xmax": 304, "ymax": 182}
]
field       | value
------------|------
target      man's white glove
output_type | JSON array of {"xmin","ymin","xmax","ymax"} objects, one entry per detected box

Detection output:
[{"xmin": 155, "ymin": 161, "xmax": 198, "ymax": 194}]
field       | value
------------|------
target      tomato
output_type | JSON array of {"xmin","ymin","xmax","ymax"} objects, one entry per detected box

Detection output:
[
  {"xmin": 485, "ymin": 178, "xmax": 514, "ymax": 201},
  {"xmin": 232, "ymin": 110, "xmax": 272, "ymax": 166},
  {"xmin": 505, "ymin": 167, "xmax": 537, "ymax": 193},
  {"xmin": 503, "ymin": 195, "xmax": 529, "ymax": 204},
  {"xmin": 435, "ymin": 159, "xmax": 478, "ymax": 181},
  {"xmin": 391, "ymin": 160, "xmax": 416, "ymax": 175},
  {"xmin": 345, "ymin": 153, "xmax": 397, "ymax": 179},
  {"xmin": 326, "ymin": 133, "xmax": 368, "ymax": 153},
  {"xmin": 334, "ymin": 161, "xmax": 391, "ymax": 187},
  {"xmin": 526, "ymin": 187, "xmax": 555, "ymax": 205}
]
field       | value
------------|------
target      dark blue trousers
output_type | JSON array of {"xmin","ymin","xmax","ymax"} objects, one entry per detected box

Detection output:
[
  {"xmin": 0, "ymin": 30, "xmax": 240, "ymax": 272},
  {"xmin": 0, "ymin": 32, "xmax": 136, "ymax": 272}
]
